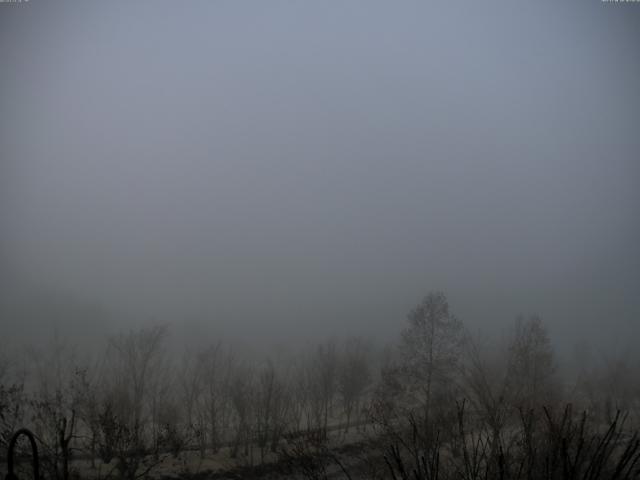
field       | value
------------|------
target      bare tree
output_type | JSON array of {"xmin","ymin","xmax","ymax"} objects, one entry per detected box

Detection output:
[
  {"xmin": 229, "ymin": 362, "xmax": 254, "ymax": 460},
  {"xmin": 307, "ymin": 340, "xmax": 339, "ymax": 441},
  {"xmin": 289, "ymin": 355, "xmax": 311, "ymax": 434},
  {"xmin": 98, "ymin": 325, "xmax": 169, "ymax": 480},
  {"xmin": 396, "ymin": 291, "xmax": 464, "ymax": 431},
  {"xmin": 574, "ymin": 349, "xmax": 640, "ymax": 425},
  {"xmin": 0, "ymin": 351, "xmax": 26, "ymax": 458},
  {"xmin": 28, "ymin": 336, "xmax": 80, "ymax": 480},
  {"xmin": 200, "ymin": 343, "xmax": 233, "ymax": 454},
  {"xmin": 254, "ymin": 359, "xmax": 291, "ymax": 462},
  {"xmin": 461, "ymin": 331, "xmax": 513, "ymax": 458},
  {"xmin": 507, "ymin": 315, "xmax": 557, "ymax": 411},
  {"xmin": 178, "ymin": 347, "xmax": 206, "ymax": 456},
  {"xmin": 156, "ymin": 393, "xmax": 186, "ymax": 458},
  {"xmin": 337, "ymin": 337, "xmax": 371, "ymax": 432},
  {"xmin": 70, "ymin": 365, "xmax": 101, "ymax": 468}
]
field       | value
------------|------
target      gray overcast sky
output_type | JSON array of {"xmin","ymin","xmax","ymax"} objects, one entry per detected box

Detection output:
[{"xmin": 1, "ymin": 1, "xmax": 639, "ymax": 351}]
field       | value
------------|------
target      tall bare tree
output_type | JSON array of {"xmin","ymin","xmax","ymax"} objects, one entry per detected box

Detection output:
[
  {"xmin": 254, "ymin": 359, "xmax": 290, "ymax": 461},
  {"xmin": 200, "ymin": 343, "xmax": 233, "ymax": 454},
  {"xmin": 28, "ymin": 335, "xmax": 80, "ymax": 480},
  {"xmin": 461, "ymin": 332, "xmax": 513, "ymax": 456},
  {"xmin": 338, "ymin": 337, "xmax": 371, "ymax": 432},
  {"xmin": 179, "ymin": 347, "xmax": 206, "ymax": 456},
  {"xmin": 229, "ymin": 362, "xmax": 254, "ymax": 459},
  {"xmin": 506, "ymin": 315, "xmax": 557, "ymax": 411},
  {"xmin": 99, "ymin": 325, "xmax": 169, "ymax": 480},
  {"xmin": 307, "ymin": 340, "xmax": 339, "ymax": 440},
  {"xmin": 397, "ymin": 291, "xmax": 464, "ymax": 429}
]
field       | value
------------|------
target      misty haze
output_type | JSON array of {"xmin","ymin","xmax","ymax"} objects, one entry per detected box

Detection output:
[{"xmin": 1, "ymin": 1, "xmax": 639, "ymax": 479}]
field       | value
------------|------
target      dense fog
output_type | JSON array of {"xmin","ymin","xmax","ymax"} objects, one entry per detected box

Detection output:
[
  {"xmin": 1, "ymin": 2, "xmax": 639, "ymax": 479},
  {"xmin": 2, "ymin": 1, "xmax": 639, "ymax": 352}
]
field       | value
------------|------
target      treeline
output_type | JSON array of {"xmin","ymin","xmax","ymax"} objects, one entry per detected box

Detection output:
[
  {"xmin": 367, "ymin": 292, "xmax": 640, "ymax": 480},
  {"xmin": 0, "ymin": 326, "xmax": 374, "ymax": 479},
  {"xmin": 1, "ymin": 291, "xmax": 639, "ymax": 480}
]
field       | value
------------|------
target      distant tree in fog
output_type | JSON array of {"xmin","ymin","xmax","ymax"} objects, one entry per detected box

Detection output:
[
  {"xmin": 289, "ymin": 357, "xmax": 310, "ymax": 433},
  {"xmin": 338, "ymin": 337, "xmax": 371, "ymax": 432},
  {"xmin": 178, "ymin": 347, "xmax": 205, "ymax": 454},
  {"xmin": 254, "ymin": 359, "xmax": 290, "ymax": 461},
  {"xmin": 308, "ymin": 340, "xmax": 339, "ymax": 440},
  {"xmin": 28, "ymin": 336, "xmax": 80, "ymax": 480},
  {"xmin": 71, "ymin": 365, "xmax": 101, "ymax": 468},
  {"xmin": 461, "ymin": 332, "xmax": 513, "ymax": 449},
  {"xmin": 0, "ymin": 352, "xmax": 25, "ymax": 456},
  {"xmin": 397, "ymin": 292, "xmax": 464, "ymax": 426},
  {"xmin": 507, "ymin": 315, "xmax": 557, "ymax": 410},
  {"xmin": 200, "ymin": 344, "xmax": 233, "ymax": 454},
  {"xmin": 229, "ymin": 362, "xmax": 254, "ymax": 459},
  {"xmin": 98, "ymin": 325, "xmax": 169, "ymax": 479},
  {"xmin": 575, "ymin": 348, "xmax": 640, "ymax": 424}
]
